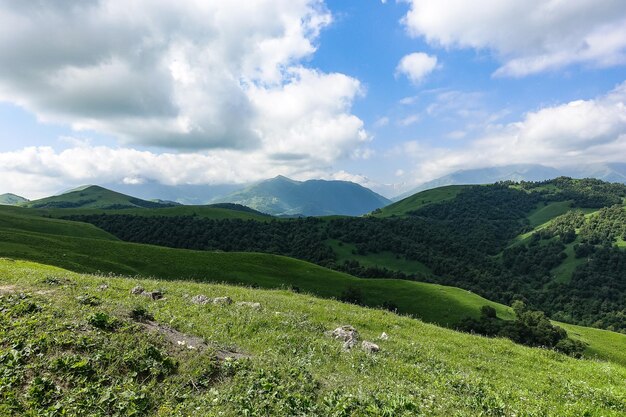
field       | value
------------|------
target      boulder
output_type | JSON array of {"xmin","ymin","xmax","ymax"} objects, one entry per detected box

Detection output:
[
  {"xmin": 130, "ymin": 285, "xmax": 144, "ymax": 295},
  {"xmin": 361, "ymin": 341, "xmax": 380, "ymax": 354},
  {"xmin": 236, "ymin": 301, "xmax": 262, "ymax": 310},
  {"xmin": 212, "ymin": 296, "xmax": 233, "ymax": 305},
  {"xmin": 328, "ymin": 325, "xmax": 360, "ymax": 350},
  {"xmin": 191, "ymin": 294, "xmax": 211, "ymax": 305}
]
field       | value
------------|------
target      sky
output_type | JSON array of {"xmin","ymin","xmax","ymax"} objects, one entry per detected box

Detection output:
[{"xmin": 0, "ymin": 0, "xmax": 625, "ymax": 198}]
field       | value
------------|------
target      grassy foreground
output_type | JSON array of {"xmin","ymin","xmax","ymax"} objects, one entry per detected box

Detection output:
[{"xmin": 1, "ymin": 258, "xmax": 625, "ymax": 416}]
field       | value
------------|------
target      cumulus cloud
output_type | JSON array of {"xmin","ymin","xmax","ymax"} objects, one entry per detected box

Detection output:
[
  {"xmin": 401, "ymin": 0, "xmax": 626, "ymax": 76},
  {"xmin": 396, "ymin": 52, "xmax": 438, "ymax": 84},
  {"xmin": 401, "ymin": 81, "xmax": 626, "ymax": 183},
  {"xmin": 0, "ymin": 0, "xmax": 365, "ymax": 153}
]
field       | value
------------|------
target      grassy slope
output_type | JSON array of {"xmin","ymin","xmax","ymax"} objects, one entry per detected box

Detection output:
[
  {"xmin": 40, "ymin": 205, "xmax": 272, "ymax": 221},
  {"xmin": 0, "ymin": 208, "xmax": 624, "ymax": 366},
  {"xmin": 327, "ymin": 239, "xmax": 433, "ymax": 276},
  {"xmin": 23, "ymin": 185, "xmax": 163, "ymax": 209},
  {"xmin": 374, "ymin": 185, "xmax": 469, "ymax": 217},
  {"xmin": 1, "ymin": 258, "xmax": 625, "ymax": 416}
]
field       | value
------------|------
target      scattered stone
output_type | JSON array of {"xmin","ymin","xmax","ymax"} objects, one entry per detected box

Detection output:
[
  {"xmin": 191, "ymin": 294, "xmax": 210, "ymax": 304},
  {"xmin": 328, "ymin": 325, "xmax": 360, "ymax": 350},
  {"xmin": 130, "ymin": 285, "xmax": 144, "ymax": 295},
  {"xmin": 236, "ymin": 301, "xmax": 261, "ymax": 310},
  {"xmin": 212, "ymin": 296, "xmax": 232, "ymax": 305},
  {"xmin": 361, "ymin": 341, "xmax": 380, "ymax": 354},
  {"xmin": 144, "ymin": 290, "xmax": 163, "ymax": 300},
  {"xmin": 379, "ymin": 332, "xmax": 389, "ymax": 340}
]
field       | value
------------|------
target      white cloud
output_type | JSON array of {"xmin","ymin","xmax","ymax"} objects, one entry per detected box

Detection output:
[
  {"xmin": 374, "ymin": 116, "xmax": 390, "ymax": 128},
  {"xmin": 401, "ymin": 0, "xmax": 626, "ymax": 76},
  {"xmin": 401, "ymin": 81, "xmax": 626, "ymax": 183},
  {"xmin": 398, "ymin": 114, "xmax": 421, "ymax": 127},
  {"xmin": 0, "ymin": 0, "xmax": 365, "ymax": 153},
  {"xmin": 396, "ymin": 52, "xmax": 438, "ymax": 85}
]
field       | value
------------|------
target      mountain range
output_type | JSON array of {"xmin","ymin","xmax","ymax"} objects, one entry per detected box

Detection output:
[{"xmin": 212, "ymin": 175, "xmax": 391, "ymax": 216}]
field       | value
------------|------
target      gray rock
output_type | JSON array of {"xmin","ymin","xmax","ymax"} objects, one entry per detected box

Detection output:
[
  {"xmin": 212, "ymin": 296, "xmax": 233, "ymax": 305},
  {"xmin": 361, "ymin": 341, "xmax": 380, "ymax": 354},
  {"xmin": 191, "ymin": 295, "xmax": 211, "ymax": 305},
  {"xmin": 379, "ymin": 332, "xmax": 389, "ymax": 340},
  {"xmin": 130, "ymin": 285, "xmax": 144, "ymax": 295},
  {"xmin": 236, "ymin": 301, "xmax": 262, "ymax": 310},
  {"xmin": 328, "ymin": 325, "xmax": 360, "ymax": 350}
]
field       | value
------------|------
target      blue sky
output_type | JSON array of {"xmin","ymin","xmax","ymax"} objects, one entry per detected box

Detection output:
[{"xmin": 0, "ymin": 0, "xmax": 625, "ymax": 198}]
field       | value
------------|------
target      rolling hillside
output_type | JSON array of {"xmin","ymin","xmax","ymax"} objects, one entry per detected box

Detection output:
[
  {"xmin": 213, "ymin": 175, "xmax": 390, "ymax": 216},
  {"xmin": 0, "ymin": 205, "xmax": 625, "ymax": 367},
  {"xmin": 373, "ymin": 185, "xmax": 470, "ymax": 217},
  {"xmin": 1, "ymin": 259, "xmax": 626, "ymax": 416},
  {"xmin": 23, "ymin": 185, "xmax": 176, "ymax": 210}
]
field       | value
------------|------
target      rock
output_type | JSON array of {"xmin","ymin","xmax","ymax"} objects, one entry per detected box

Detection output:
[
  {"xmin": 212, "ymin": 296, "xmax": 233, "ymax": 305},
  {"xmin": 379, "ymin": 332, "xmax": 389, "ymax": 340},
  {"xmin": 130, "ymin": 285, "xmax": 144, "ymax": 295},
  {"xmin": 328, "ymin": 325, "xmax": 360, "ymax": 350},
  {"xmin": 148, "ymin": 291, "xmax": 163, "ymax": 300},
  {"xmin": 236, "ymin": 301, "xmax": 261, "ymax": 310},
  {"xmin": 191, "ymin": 295, "xmax": 211, "ymax": 305},
  {"xmin": 361, "ymin": 341, "xmax": 380, "ymax": 354},
  {"xmin": 98, "ymin": 284, "xmax": 109, "ymax": 291}
]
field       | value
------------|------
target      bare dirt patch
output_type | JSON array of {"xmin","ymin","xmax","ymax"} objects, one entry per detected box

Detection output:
[
  {"xmin": 139, "ymin": 320, "xmax": 249, "ymax": 361},
  {"xmin": 0, "ymin": 285, "xmax": 17, "ymax": 294}
]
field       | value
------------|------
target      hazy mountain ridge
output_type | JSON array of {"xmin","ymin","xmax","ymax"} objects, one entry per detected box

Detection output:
[
  {"xmin": 397, "ymin": 163, "xmax": 626, "ymax": 200},
  {"xmin": 0, "ymin": 193, "xmax": 29, "ymax": 206},
  {"xmin": 213, "ymin": 175, "xmax": 391, "ymax": 216}
]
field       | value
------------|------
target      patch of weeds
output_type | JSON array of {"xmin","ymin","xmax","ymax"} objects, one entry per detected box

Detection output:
[
  {"xmin": 76, "ymin": 294, "xmax": 101, "ymax": 306},
  {"xmin": 225, "ymin": 366, "xmax": 321, "ymax": 416},
  {"xmin": 87, "ymin": 312, "xmax": 119, "ymax": 331},
  {"xmin": 41, "ymin": 275, "xmax": 69, "ymax": 286},
  {"xmin": 0, "ymin": 293, "xmax": 42, "ymax": 317},
  {"xmin": 124, "ymin": 345, "xmax": 178, "ymax": 382},
  {"xmin": 130, "ymin": 306, "xmax": 154, "ymax": 322}
]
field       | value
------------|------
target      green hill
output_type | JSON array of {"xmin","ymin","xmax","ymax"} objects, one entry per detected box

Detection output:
[
  {"xmin": 23, "ymin": 185, "xmax": 175, "ymax": 210},
  {"xmin": 1, "ymin": 258, "xmax": 625, "ymax": 416},
  {"xmin": 213, "ymin": 175, "xmax": 391, "ymax": 216},
  {"xmin": 373, "ymin": 185, "xmax": 469, "ymax": 217},
  {"xmin": 38, "ymin": 203, "xmax": 272, "ymax": 221},
  {"xmin": 0, "ymin": 193, "xmax": 29, "ymax": 206},
  {"xmin": 0, "ymin": 205, "xmax": 624, "ymax": 367}
]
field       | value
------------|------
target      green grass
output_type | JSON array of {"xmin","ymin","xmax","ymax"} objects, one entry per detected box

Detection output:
[
  {"xmin": 1, "ymin": 258, "xmax": 625, "ymax": 416},
  {"xmin": 0, "ymin": 206, "xmax": 118, "ymax": 241},
  {"xmin": 39, "ymin": 204, "xmax": 272, "ymax": 221},
  {"xmin": 527, "ymin": 201, "xmax": 573, "ymax": 228},
  {"xmin": 550, "ymin": 243, "xmax": 585, "ymax": 284},
  {"xmin": 374, "ymin": 185, "xmax": 469, "ymax": 217},
  {"xmin": 328, "ymin": 239, "xmax": 433, "ymax": 276}
]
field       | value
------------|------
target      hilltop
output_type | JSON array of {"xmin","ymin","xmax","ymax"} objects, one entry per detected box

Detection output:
[
  {"xmin": 1, "ymin": 258, "xmax": 625, "ymax": 416},
  {"xmin": 23, "ymin": 185, "xmax": 176, "ymax": 210},
  {"xmin": 0, "ymin": 193, "xmax": 29, "ymax": 206},
  {"xmin": 213, "ymin": 175, "xmax": 391, "ymax": 216}
]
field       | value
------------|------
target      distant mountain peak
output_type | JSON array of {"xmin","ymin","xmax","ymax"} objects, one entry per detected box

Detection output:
[
  {"xmin": 0, "ymin": 193, "xmax": 29, "ymax": 206},
  {"xmin": 214, "ymin": 176, "xmax": 390, "ymax": 216}
]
